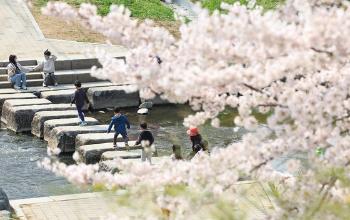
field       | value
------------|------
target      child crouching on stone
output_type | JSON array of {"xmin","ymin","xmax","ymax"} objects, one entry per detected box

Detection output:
[{"xmin": 135, "ymin": 122, "xmax": 155, "ymax": 164}]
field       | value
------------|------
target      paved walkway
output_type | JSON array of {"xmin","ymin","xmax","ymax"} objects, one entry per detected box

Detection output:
[
  {"xmin": 10, "ymin": 182, "xmax": 273, "ymax": 220},
  {"xmin": 0, "ymin": 0, "xmax": 127, "ymax": 61}
]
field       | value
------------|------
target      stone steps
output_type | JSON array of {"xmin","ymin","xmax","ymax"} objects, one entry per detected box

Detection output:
[
  {"xmin": 0, "ymin": 72, "xmax": 42, "ymax": 80},
  {"xmin": 77, "ymin": 141, "xmax": 139, "ymax": 164},
  {"xmin": 0, "ymin": 60, "xmax": 37, "ymax": 67},
  {"xmin": 32, "ymin": 110, "xmax": 82, "ymax": 138},
  {"xmin": 44, "ymin": 117, "xmax": 99, "ymax": 142},
  {"xmin": 75, "ymin": 132, "xmax": 139, "ymax": 148},
  {"xmin": 0, "ymin": 93, "xmax": 37, "ymax": 110},
  {"xmin": 0, "ymin": 79, "xmax": 43, "ymax": 89},
  {"xmin": 3, "ymin": 103, "xmax": 75, "ymax": 132},
  {"xmin": 47, "ymin": 125, "xmax": 109, "ymax": 153},
  {"xmin": 101, "ymin": 150, "xmax": 142, "ymax": 161},
  {"xmin": 1, "ymin": 98, "xmax": 51, "ymax": 117},
  {"xmin": 99, "ymin": 157, "xmax": 166, "ymax": 172}
]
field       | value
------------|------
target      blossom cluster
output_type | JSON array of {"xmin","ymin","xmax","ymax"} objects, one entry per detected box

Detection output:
[{"xmin": 37, "ymin": 0, "xmax": 350, "ymax": 218}]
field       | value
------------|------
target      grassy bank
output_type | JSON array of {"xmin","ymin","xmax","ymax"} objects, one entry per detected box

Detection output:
[
  {"xmin": 31, "ymin": 0, "xmax": 178, "ymax": 42},
  {"xmin": 35, "ymin": 0, "xmax": 174, "ymax": 20},
  {"xmin": 191, "ymin": 0, "xmax": 283, "ymax": 11}
]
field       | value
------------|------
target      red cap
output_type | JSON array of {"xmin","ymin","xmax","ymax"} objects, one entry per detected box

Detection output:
[{"xmin": 187, "ymin": 127, "xmax": 199, "ymax": 137}]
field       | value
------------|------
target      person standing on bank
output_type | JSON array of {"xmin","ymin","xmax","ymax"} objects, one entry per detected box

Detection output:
[
  {"xmin": 33, "ymin": 49, "xmax": 58, "ymax": 87},
  {"xmin": 107, "ymin": 108, "xmax": 130, "ymax": 148},
  {"xmin": 135, "ymin": 122, "xmax": 155, "ymax": 164},
  {"xmin": 71, "ymin": 80, "xmax": 89, "ymax": 126},
  {"xmin": 7, "ymin": 55, "xmax": 30, "ymax": 90}
]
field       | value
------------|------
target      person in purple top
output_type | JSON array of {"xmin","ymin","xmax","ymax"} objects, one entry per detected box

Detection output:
[{"xmin": 107, "ymin": 107, "xmax": 130, "ymax": 147}]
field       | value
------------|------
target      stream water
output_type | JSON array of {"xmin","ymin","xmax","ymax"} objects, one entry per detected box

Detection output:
[{"xmin": 0, "ymin": 104, "xmax": 240, "ymax": 200}]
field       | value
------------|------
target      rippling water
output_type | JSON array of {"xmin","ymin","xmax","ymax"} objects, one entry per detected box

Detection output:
[{"xmin": 0, "ymin": 105, "xmax": 240, "ymax": 200}]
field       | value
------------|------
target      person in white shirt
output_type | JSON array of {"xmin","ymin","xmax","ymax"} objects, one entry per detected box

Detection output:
[
  {"xmin": 7, "ymin": 55, "xmax": 31, "ymax": 90},
  {"xmin": 33, "ymin": 49, "xmax": 58, "ymax": 87}
]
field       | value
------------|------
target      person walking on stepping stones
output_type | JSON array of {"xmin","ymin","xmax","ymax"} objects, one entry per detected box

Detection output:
[
  {"xmin": 33, "ymin": 49, "xmax": 58, "ymax": 87},
  {"xmin": 135, "ymin": 122, "xmax": 155, "ymax": 164},
  {"xmin": 7, "ymin": 55, "xmax": 30, "ymax": 90},
  {"xmin": 71, "ymin": 80, "xmax": 89, "ymax": 126},
  {"xmin": 107, "ymin": 108, "xmax": 130, "ymax": 148}
]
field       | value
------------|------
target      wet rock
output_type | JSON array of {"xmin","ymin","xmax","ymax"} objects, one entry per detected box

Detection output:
[
  {"xmin": 0, "ymin": 93, "xmax": 37, "ymax": 114},
  {"xmin": 48, "ymin": 125, "xmax": 108, "ymax": 153},
  {"xmin": 100, "ymin": 149, "xmax": 142, "ymax": 161},
  {"xmin": 4, "ymin": 104, "xmax": 75, "ymax": 132},
  {"xmin": 1, "ymin": 98, "xmax": 51, "ymax": 123},
  {"xmin": 75, "ymin": 132, "xmax": 138, "ymax": 148},
  {"xmin": 0, "ymin": 188, "xmax": 10, "ymax": 211},
  {"xmin": 43, "ymin": 117, "xmax": 99, "ymax": 142},
  {"xmin": 87, "ymin": 85, "xmax": 140, "ymax": 110},
  {"xmin": 40, "ymin": 89, "xmax": 75, "ymax": 104},
  {"xmin": 77, "ymin": 141, "xmax": 139, "ymax": 164},
  {"xmin": 31, "ymin": 110, "xmax": 79, "ymax": 138},
  {"xmin": 141, "ymin": 95, "xmax": 170, "ymax": 105}
]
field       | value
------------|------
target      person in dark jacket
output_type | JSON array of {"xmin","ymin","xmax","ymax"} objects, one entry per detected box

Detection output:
[
  {"xmin": 71, "ymin": 80, "xmax": 89, "ymax": 126},
  {"xmin": 187, "ymin": 127, "xmax": 209, "ymax": 159},
  {"xmin": 107, "ymin": 108, "xmax": 130, "ymax": 147},
  {"xmin": 135, "ymin": 122, "xmax": 155, "ymax": 163}
]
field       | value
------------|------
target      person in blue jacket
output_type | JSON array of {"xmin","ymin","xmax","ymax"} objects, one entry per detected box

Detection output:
[{"xmin": 107, "ymin": 107, "xmax": 130, "ymax": 148}]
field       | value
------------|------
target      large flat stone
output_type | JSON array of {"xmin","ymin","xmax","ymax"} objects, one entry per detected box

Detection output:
[
  {"xmin": 75, "ymin": 132, "xmax": 138, "ymax": 148},
  {"xmin": 43, "ymin": 117, "xmax": 99, "ymax": 142},
  {"xmin": 87, "ymin": 86, "xmax": 140, "ymax": 110},
  {"xmin": 77, "ymin": 141, "xmax": 139, "ymax": 164},
  {"xmin": 40, "ymin": 89, "xmax": 75, "ymax": 104},
  {"xmin": 31, "ymin": 110, "xmax": 80, "ymax": 138},
  {"xmin": 1, "ymin": 98, "xmax": 51, "ymax": 124},
  {"xmin": 0, "ymin": 93, "xmax": 37, "ymax": 113},
  {"xmin": 4, "ymin": 104, "xmax": 75, "ymax": 132},
  {"xmin": 48, "ymin": 125, "xmax": 109, "ymax": 153},
  {"xmin": 99, "ymin": 157, "xmax": 165, "ymax": 172},
  {"xmin": 100, "ymin": 150, "xmax": 142, "ymax": 161}
]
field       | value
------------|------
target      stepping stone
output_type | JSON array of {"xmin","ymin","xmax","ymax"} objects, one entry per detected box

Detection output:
[
  {"xmin": 75, "ymin": 132, "xmax": 138, "ymax": 148},
  {"xmin": 1, "ymin": 98, "xmax": 52, "ymax": 124},
  {"xmin": 41, "ymin": 89, "xmax": 75, "ymax": 103},
  {"xmin": 43, "ymin": 117, "xmax": 99, "ymax": 142},
  {"xmin": 87, "ymin": 85, "xmax": 140, "ymax": 110},
  {"xmin": 0, "ymin": 93, "xmax": 37, "ymax": 112},
  {"xmin": 77, "ymin": 141, "xmax": 139, "ymax": 164},
  {"xmin": 100, "ymin": 150, "xmax": 142, "ymax": 161},
  {"xmin": 99, "ymin": 157, "xmax": 166, "ymax": 172},
  {"xmin": 48, "ymin": 125, "xmax": 109, "ymax": 153},
  {"xmin": 141, "ymin": 95, "xmax": 170, "ymax": 105},
  {"xmin": 31, "ymin": 110, "xmax": 80, "ymax": 138},
  {"xmin": 4, "ymin": 104, "xmax": 75, "ymax": 133}
]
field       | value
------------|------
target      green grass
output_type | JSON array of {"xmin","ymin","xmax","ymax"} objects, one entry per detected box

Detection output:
[
  {"xmin": 192, "ymin": 0, "xmax": 283, "ymax": 12},
  {"xmin": 35, "ymin": 0, "xmax": 175, "ymax": 20}
]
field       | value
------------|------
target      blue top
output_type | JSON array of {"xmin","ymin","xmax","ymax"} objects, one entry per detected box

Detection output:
[{"xmin": 107, "ymin": 114, "xmax": 130, "ymax": 133}]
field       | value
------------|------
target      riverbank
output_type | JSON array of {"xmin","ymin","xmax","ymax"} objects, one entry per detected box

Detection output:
[{"xmin": 30, "ymin": 0, "xmax": 180, "ymax": 43}]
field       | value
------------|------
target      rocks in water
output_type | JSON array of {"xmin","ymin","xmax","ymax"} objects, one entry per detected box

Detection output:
[
  {"xmin": 99, "ymin": 157, "xmax": 166, "ymax": 172},
  {"xmin": 141, "ymin": 95, "xmax": 170, "ymax": 105},
  {"xmin": 1, "ymin": 98, "xmax": 51, "ymax": 123},
  {"xmin": 4, "ymin": 104, "xmax": 75, "ymax": 133},
  {"xmin": 48, "ymin": 125, "xmax": 108, "ymax": 153},
  {"xmin": 0, "ymin": 188, "xmax": 10, "ymax": 211},
  {"xmin": 87, "ymin": 85, "xmax": 140, "ymax": 110},
  {"xmin": 77, "ymin": 141, "xmax": 139, "ymax": 164},
  {"xmin": 139, "ymin": 102, "xmax": 153, "ymax": 109},
  {"xmin": 0, "ymin": 93, "xmax": 37, "ymax": 113},
  {"xmin": 31, "ymin": 110, "xmax": 79, "ymax": 138},
  {"xmin": 137, "ymin": 108, "xmax": 149, "ymax": 115},
  {"xmin": 43, "ymin": 117, "xmax": 99, "ymax": 142},
  {"xmin": 40, "ymin": 89, "xmax": 75, "ymax": 104},
  {"xmin": 76, "ymin": 133, "xmax": 118, "ymax": 148}
]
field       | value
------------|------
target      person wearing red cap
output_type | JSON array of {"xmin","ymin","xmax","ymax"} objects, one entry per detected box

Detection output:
[{"xmin": 187, "ymin": 127, "xmax": 208, "ymax": 158}]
